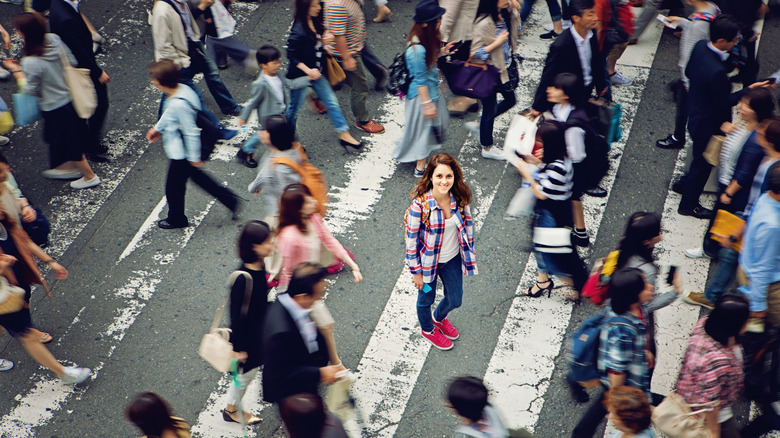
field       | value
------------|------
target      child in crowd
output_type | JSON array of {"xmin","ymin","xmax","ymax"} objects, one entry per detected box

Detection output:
[
  {"xmin": 447, "ymin": 376, "xmax": 535, "ymax": 438},
  {"xmin": 236, "ymin": 45, "xmax": 307, "ymax": 168},
  {"xmin": 605, "ymin": 386, "xmax": 656, "ymax": 438}
]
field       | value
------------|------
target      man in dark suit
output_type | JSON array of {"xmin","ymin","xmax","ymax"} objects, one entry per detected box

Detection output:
[
  {"xmin": 262, "ymin": 263, "xmax": 339, "ymax": 404},
  {"xmin": 49, "ymin": 0, "xmax": 110, "ymax": 162},
  {"xmin": 530, "ymin": 0, "xmax": 607, "ymax": 115},
  {"xmin": 675, "ymin": 16, "xmax": 769, "ymax": 218}
]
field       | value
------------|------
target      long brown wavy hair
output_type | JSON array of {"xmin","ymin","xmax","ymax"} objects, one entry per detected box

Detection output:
[
  {"xmin": 410, "ymin": 153, "xmax": 472, "ymax": 209},
  {"xmin": 407, "ymin": 21, "xmax": 442, "ymax": 69}
]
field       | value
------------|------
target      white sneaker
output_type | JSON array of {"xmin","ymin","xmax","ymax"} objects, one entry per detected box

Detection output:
[
  {"xmin": 0, "ymin": 359, "xmax": 13, "ymax": 371},
  {"xmin": 465, "ymin": 121, "xmax": 480, "ymax": 136},
  {"xmin": 70, "ymin": 176, "xmax": 101, "ymax": 189},
  {"xmin": 481, "ymin": 147, "xmax": 506, "ymax": 161},
  {"xmin": 42, "ymin": 168, "xmax": 83, "ymax": 180},
  {"xmin": 543, "ymin": 20, "xmax": 572, "ymax": 31},
  {"xmin": 684, "ymin": 247, "xmax": 709, "ymax": 259},
  {"xmin": 0, "ymin": 136, "xmax": 9, "ymax": 146},
  {"xmin": 61, "ymin": 366, "xmax": 91, "ymax": 385},
  {"xmin": 610, "ymin": 71, "xmax": 632, "ymax": 86}
]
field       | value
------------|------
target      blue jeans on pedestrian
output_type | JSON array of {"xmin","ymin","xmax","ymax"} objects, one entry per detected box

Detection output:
[
  {"xmin": 479, "ymin": 88, "xmax": 517, "ymax": 147},
  {"xmin": 171, "ymin": 41, "xmax": 240, "ymax": 114},
  {"xmin": 520, "ymin": 0, "xmax": 562, "ymax": 23},
  {"xmin": 704, "ymin": 247, "xmax": 739, "ymax": 304},
  {"xmin": 241, "ymin": 131, "xmax": 261, "ymax": 154},
  {"xmin": 417, "ymin": 253, "xmax": 463, "ymax": 333},
  {"xmin": 287, "ymin": 76, "xmax": 349, "ymax": 134},
  {"xmin": 205, "ymin": 35, "xmax": 253, "ymax": 68}
]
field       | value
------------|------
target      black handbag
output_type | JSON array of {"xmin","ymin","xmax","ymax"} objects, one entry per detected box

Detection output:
[{"xmin": 499, "ymin": 54, "xmax": 522, "ymax": 94}]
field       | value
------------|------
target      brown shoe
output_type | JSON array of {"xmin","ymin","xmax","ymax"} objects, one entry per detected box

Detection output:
[
  {"xmin": 307, "ymin": 95, "xmax": 327, "ymax": 114},
  {"xmin": 447, "ymin": 96, "xmax": 478, "ymax": 117},
  {"xmin": 355, "ymin": 120, "xmax": 385, "ymax": 134}
]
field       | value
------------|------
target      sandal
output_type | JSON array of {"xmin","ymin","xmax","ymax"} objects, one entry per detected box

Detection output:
[
  {"xmin": 525, "ymin": 279, "xmax": 554, "ymax": 298},
  {"xmin": 40, "ymin": 332, "xmax": 53, "ymax": 344}
]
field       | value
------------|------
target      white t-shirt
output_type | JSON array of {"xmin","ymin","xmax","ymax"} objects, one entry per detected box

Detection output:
[
  {"xmin": 265, "ymin": 74, "xmax": 284, "ymax": 103},
  {"xmin": 438, "ymin": 215, "xmax": 460, "ymax": 264}
]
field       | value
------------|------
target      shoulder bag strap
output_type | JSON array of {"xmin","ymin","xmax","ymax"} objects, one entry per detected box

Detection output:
[{"xmin": 227, "ymin": 270, "xmax": 254, "ymax": 318}]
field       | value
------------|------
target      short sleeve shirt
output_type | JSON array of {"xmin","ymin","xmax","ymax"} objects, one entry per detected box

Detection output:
[{"xmin": 323, "ymin": 0, "xmax": 366, "ymax": 56}]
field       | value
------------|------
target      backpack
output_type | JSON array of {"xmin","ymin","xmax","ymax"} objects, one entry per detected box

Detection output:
[
  {"xmin": 404, "ymin": 195, "xmax": 431, "ymax": 231},
  {"xmin": 387, "ymin": 45, "xmax": 412, "ymax": 98},
  {"xmin": 173, "ymin": 97, "xmax": 220, "ymax": 161},
  {"xmin": 743, "ymin": 328, "xmax": 780, "ymax": 404},
  {"xmin": 582, "ymin": 250, "xmax": 620, "ymax": 306},
  {"xmin": 567, "ymin": 117, "xmax": 610, "ymax": 190},
  {"xmin": 273, "ymin": 143, "xmax": 329, "ymax": 215},
  {"xmin": 568, "ymin": 312, "xmax": 636, "ymax": 386}
]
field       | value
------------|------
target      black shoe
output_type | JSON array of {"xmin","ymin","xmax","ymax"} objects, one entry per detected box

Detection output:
[
  {"xmin": 567, "ymin": 377, "xmax": 590, "ymax": 404},
  {"xmin": 671, "ymin": 179, "xmax": 685, "ymax": 195},
  {"xmin": 656, "ymin": 134, "xmax": 684, "ymax": 149},
  {"xmin": 540, "ymin": 30, "xmax": 560, "ymax": 40},
  {"xmin": 584, "ymin": 186, "xmax": 607, "ymax": 198},
  {"xmin": 339, "ymin": 138, "xmax": 364, "ymax": 151},
  {"xmin": 157, "ymin": 218, "xmax": 189, "ymax": 229},
  {"xmin": 374, "ymin": 66, "xmax": 388, "ymax": 91},
  {"xmin": 571, "ymin": 232, "xmax": 590, "ymax": 247},
  {"xmin": 235, "ymin": 150, "xmax": 258, "ymax": 168},
  {"xmin": 678, "ymin": 204, "xmax": 714, "ymax": 219},
  {"xmin": 222, "ymin": 105, "xmax": 244, "ymax": 117}
]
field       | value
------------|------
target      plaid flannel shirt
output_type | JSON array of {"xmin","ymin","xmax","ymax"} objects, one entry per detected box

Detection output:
[
  {"xmin": 675, "ymin": 317, "xmax": 743, "ymax": 410},
  {"xmin": 597, "ymin": 308, "xmax": 650, "ymax": 395},
  {"xmin": 405, "ymin": 191, "xmax": 477, "ymax": 284}
]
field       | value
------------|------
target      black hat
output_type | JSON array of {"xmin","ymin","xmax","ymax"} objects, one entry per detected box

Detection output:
[{"xmin": 413, "ymin": 0, "xmax": 445, "ymax": 24}]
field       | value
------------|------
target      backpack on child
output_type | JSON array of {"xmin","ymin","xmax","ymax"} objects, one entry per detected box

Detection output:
[
  {"xmin": 273, "ymin": 142, "xmax": 329, "ymax": 215},
  {"xmin": 568, "ymin": 311, "xmax": 636, "ymax": 386},
  {"xmin": 582, "ymin": 250, "xmax": 620, "ymax": 306}
]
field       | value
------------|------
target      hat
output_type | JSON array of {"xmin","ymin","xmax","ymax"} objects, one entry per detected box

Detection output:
[{"xmin": 413, "ymin": 0, "xmax": 445, "ymax": 24}]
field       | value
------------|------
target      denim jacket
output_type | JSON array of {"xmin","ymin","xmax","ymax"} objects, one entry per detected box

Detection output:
[
  {"xmin": 404, "ymin": 42, "xmax": 440, "ymax": 102},
  {"xmin": 154, "ymin": 85, "xmax": 201, "ymax": 163}
]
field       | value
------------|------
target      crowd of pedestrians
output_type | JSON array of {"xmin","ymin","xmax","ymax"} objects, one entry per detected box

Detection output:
[{"xmin": 0, "ymin": 0, "xmax": 778, "ymax": 436}]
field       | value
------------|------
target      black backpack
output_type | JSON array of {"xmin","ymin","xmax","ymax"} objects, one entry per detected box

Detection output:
[
  {"xmin": 567, "ymin": 117, "xmax": 610, "ymax": 190},
  {"xmin": 174, "ymin": 98, "xmax": 220, "ymax": 162},
  {"xmin": 387, "ymin": 45, "xmax": 412, "ymax": 98}
]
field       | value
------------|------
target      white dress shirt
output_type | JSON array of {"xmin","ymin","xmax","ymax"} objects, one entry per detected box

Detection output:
[
  {"xmin": 570, "ymin": 27, "xmax": 593, "ymax": 87},
  {"xmin": 277, "ymin": 293, "xmax": 319, "ymax": 354},
  {"xmin": 707, "ymin": 41, "xmax": 730, "ymax": 62},
  {"xmin": 64, "ymin": 0, "xmax": 79, "ymax": 12}
]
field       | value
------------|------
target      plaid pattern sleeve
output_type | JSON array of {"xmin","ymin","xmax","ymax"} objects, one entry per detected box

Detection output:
[
  {"xmin": 405, "ymin": 198, "xmax": 425, "ymax": 276},
  {"xmin": 675, "ymin": 318, "xmax": 744, "ymax": 409},
  {"xmin": 598, "ymin": 312, "xmax": 649, "ymax": 394},
  {"xmin": 459, "ymin": 203, "xmax": 478, "ymax": 277}
]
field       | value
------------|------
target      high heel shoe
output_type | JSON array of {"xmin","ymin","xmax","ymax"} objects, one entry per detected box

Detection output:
[
  {"xmin": 223, "ymin": 409, "xmax": 262, "ymax": 425},
  {"xmin": 339, "ymin": 139, "xmax": 364, "ymax": 151},
  {"xmin": 525, "ymin": 279, "xmax": 554, "ymax": 298}
]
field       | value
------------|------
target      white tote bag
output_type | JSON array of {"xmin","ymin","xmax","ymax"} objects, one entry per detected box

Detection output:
[
  {"xmin": 533, "ymin": 227, "xmax": 573, "ymax": 254},
  {"xmin": 198, "ymin": 271, "xmax": 252, "ymax": 373},
  {"xmin": 504, "ymin": 112, "xmax": 541, "ymax": 166},
  {"xmin": 58, "ymin": 47, "xmax": 97, "ymax": 119},
  {"xmin": 210, "ymin": 0, "xmax": 236, "ymax": 39}
]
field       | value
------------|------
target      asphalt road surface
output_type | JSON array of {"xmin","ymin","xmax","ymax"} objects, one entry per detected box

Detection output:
[{"xmin": 0, "ymin": 0, "xmax": 779, "ymax": 437}]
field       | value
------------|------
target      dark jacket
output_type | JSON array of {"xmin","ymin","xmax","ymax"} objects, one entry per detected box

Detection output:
[
  {"xmin": 730, "ymin": 131, "xmax": 765, "ymax": 212},
  {"xmin": 48, "ymin": 0, "xmax": 102, "ymax": 80},
  {"xmin": 685, "ymin": 40, "xmax": 745, "ymax": 137},
  {"xmin": 228, "ymin": 267, "xmax": 269, "ymax": 371},
  {"xmin": 532, "ymin": 27, "xmax": 605, "ymax": 112},
  {"xmin": 262, "ymin": 298, "xmax": 328, "ymax": 403},
  {"xmin": 286, "ymin": 21, "xmax": 323, "ymax": 80}
]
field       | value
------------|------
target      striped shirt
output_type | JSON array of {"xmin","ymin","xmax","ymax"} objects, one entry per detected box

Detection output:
[
  {"xmin": 537, "ymin": 158, "xmax": 573, "ymax": 201},
  {"xmin": 323, "ymin": 0, "xmax": 366, "ymax": 57},
  {"xmin": 404, "ymin": 191, "xmax": 477, "ymax": 284}
]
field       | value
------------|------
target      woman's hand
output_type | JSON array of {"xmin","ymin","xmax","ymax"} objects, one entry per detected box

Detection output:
[
  {"xmin": 720, "ymin": 121, "xmax": 736, "ymax": 135},
  {"xmin": 495, "ymin": 30, "xmax": 509, "ymax": 45},
  {"xmin": 99, "ymin": 70, "xmax": 110, "ymax": 84},
  {"xmin": 443, "ymin": 41, "xmax": 456, "ymax": 56},
  {"xmin": 422, "ymin": 103, "xmax": 437, "ymax": 119},
  {"xmin": 412, "ymin": 273, "xmax": 424, "ymax": 290},
  {"xmin": 49, "ymin": 261, "xmax": 68, "ymax": 280},
  {"xmin": 0, "ymin": 254, "xmax": 17, "ymax": 271},
  {"xmin": 233, "ymin": 351, "xmax": 248, "ymax": 363},
  {"xmin": 306, "ymin": 68, "xmax": 322, "ymax": 81},
  {"xmin": 352, "ymin": 268, "xmax": 363, "ymax": 284},
  {"xmin": 20, "ymin": 204, "xmax": 36, "ymax": 222}
]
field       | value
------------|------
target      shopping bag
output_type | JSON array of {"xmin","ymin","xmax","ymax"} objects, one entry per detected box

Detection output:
[
  {"xmin": 58, "ymin": 47, "xmax": 97, "ymax": 119},
  {"xmin": 651, "ymin": 391, "xmax": 715, "ymax": 438},
  {"xmin": 12, "ymin": 92, "xmax": 42, "ymax": 126},
  {"xmin": 703, "ymin": 135, "xmax": 724, "ymax": 166},
  {"xmin": 505, "ymin": 183, "xmax": 536, "ymax": 219},
  {"xmin": 503, "ymin": 112, "xmax": 541, "ymax": 165}
]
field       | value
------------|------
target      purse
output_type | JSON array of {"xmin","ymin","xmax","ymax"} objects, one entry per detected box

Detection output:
[
  {"xmin": 58, "ymin": 47, "xmax": 97, "ymax": 119},
  {"xmin": 499, "ymin": 54, "xmax": 521, "ymax": 94},
  {"xmin": 198, "ymin": 271, "xmax": 252, "ymax": 373},
  {"xmin": 703, "ymin": 135, "xmax": 725, "ymax": 166},
  {"xmin": 0, "ymin": 276, "xmax": 27, "ymax": 315},
  {"xmin": 440, "ymin": 57, "xmax": 501, "ymax": 100},
  {"xmin": 325, "ymin": 56, "xmax": 346, "ymax": 86},
  {"xmin": 651, "ymin": 391, "xmax": 716, "ymax": 438},
  {"xmin": 12, "ymin": 92, "xmax": 42, "ymax": 126},
  {"xmin": 584, "ymin": 98, "xmax": 622, "ymax": 145},
  {"xmin": 533, "ymin": 227, "xmax": 573, "ymax": 254}
]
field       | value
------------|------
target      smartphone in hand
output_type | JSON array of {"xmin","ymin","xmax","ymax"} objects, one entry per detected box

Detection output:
[
  {"xmin": 657, "ymin": 14, "xmax": 678, "ymax": 29},
  {"xmin": 666, "ymin": 266, "xmax": 677, "ymax": 286}
]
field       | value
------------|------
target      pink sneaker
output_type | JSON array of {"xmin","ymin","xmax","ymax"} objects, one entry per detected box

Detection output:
[
  {"xmin": 432, "ymin": 316, "xmax": 460, "ymax": 340},
  {"xmin": 421, "ymin": 328, "xmax": 453, "ymax": 350}
]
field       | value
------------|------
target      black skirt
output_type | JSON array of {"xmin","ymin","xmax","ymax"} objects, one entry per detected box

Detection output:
[{"xmin": 41, "ymin": 102, "xmax": 88, "ymax": 168}]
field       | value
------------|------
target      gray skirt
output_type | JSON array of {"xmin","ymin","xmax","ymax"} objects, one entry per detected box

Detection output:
[{"xmin": 393, "ymin": 95, "xmax": 449, "ymax": 163}]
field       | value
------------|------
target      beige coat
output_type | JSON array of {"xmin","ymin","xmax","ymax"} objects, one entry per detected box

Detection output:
[
  {"xmin": 439, "ymin": 0, "xmax": 479, "ymax": 43},
  {"xmin": 470, "ymin": 7, "xmax": 521, "ymax": 84},
  {"xmin": 151, "ymin": 0, "xmax": 200, "ymax": 69}
]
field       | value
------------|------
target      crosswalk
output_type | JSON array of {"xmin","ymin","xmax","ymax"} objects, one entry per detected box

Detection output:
[{"xmin": 0, "ymin": 1, "xmax": 772, "ymax": 437}]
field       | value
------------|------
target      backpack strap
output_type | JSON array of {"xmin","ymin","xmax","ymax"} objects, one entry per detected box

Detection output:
[
  {"xmin": 273, "ymin": 156, "xmax": 304, "ymax": 176},
  {"xmin": 604, "ymin": 315, "xmax": 638, "ymax": 335}
]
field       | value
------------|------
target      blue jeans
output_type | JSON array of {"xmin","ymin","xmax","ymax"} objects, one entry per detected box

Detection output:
[
  {"xmin": 205, "ymin": 35, "xmax": 253, "ymax": 68},
  {"xmin": 704, "ymin": 247, "xmax": 739, "ymax": 304},
  {"xmin": 287, "ymin": 76, "xmax": 349, "ymax": 134},
  {"xmin": 241, "ymin": 132, "xmax": 260, "ymax": 154},
  {"xmin": 417, "ymin": 253, "xmax": 464, "ymax": 333},
  {"xmin": 168, "ymin": 41, "xmax": 240, "ymax": 114},
  {"xmin": 479, "ymin": 88, "xmax": 517, "ymax": 147},
  {"xmin": 520, "ymin": 0, "xmax": 563, "ymax": 23}
]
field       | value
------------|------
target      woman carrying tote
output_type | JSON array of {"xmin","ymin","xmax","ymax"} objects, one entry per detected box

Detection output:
[
  {"xmin": 515, "ymin": 122, "xmax": 587, "ymax": 298},
  {"xmin": 393, "ymin": 0, "xmax": 452, "ymax": 177},
  {"xmin": 466, "ymin": 0, "xmax": 521, "ymax": 161},
  {"xmin": 405, "ymin": 153, "xmax": 477, "ymax": 351},
  {"xmin": 276, "ymin": 183, "xmax": 362, "ymax": 370},
  {"xmin": 221, "ymin": 221, "xmax": 274, "ymax": 425},
  {"xmin": 3, "ymin": 12, "xmax": 100, "ymax": 189},
  {"xmin": 285, "ymin": 0, "xmax": 362, "ymax": 150}
]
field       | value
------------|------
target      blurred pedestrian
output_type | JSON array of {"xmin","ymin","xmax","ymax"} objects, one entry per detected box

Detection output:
[
  {"xmin": 447, "ymin": 376, "xmax": 514, "ymax": 438},
  {"xmin": 126, "ymin": 392, "xmax": 191, "ymax": 438},
  {"xmin": 279, "ymin": 392, "xmax": 348, "ymax": 438},
  {"xmin": 604, "ymin": 386, "xmax": 655, "ymax": 438}
]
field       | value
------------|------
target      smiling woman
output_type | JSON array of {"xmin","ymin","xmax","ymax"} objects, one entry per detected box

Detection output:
[{"xmin": 404, "ymin": 153, "xmax": 477, "ymax": 351}]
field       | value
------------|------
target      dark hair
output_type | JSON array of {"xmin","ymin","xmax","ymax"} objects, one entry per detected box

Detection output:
[
  {"xmin": 411, "ymin": 153, "xmax": 473, "ymax": 209},
  {"xmin": 149, "ymin": 59, "xmax": 180, "ymax": 88},
  {"xmin": 0, "ymin": 152, "xmax": 8, "ymax": 165},
  {"xmin": 256, "ymin": 44, "xmax": 281, "ymax": 65},
  {"xmin": 265, "ymin": 115, "xmax": 294, "ymax": 151},
  {"xmin": 604, "ymin": 386, "xmax": 652, "ymax": 434},
  {"xmin": 704, "ymin": 294, "xmax": 749, "ymax": 346},
  {"xmin": 278, "ymin": 183, "xmax": 312, "ymax": 232},
  {"xmin": 287, "ymin": 262, "xmax": 328, "ymax": 297},
  {"xmin": 552, "ymin": 72, "xmax": 583, "ymax": 105},
  {"xmin": 237, "ymin": 221, "xmax": 272, "ymax": 264},
  {"xmin": 710, "ymin": 15, "xmax": 740, "ymax": 44},
  {"xmin": 293, "ymin": 0, "xmax": 325, "ymax": 39},
  {"xmin": 616, "ymin": 212, "xmax": 662, "ymax": 268},
  {"xmin": 13, "ymin": 12, "xmax": 47, "ymax": 57},
  {"xmin": 763, "ymin": 116, "xmax": 780, "ymax": 153},
  {"xmin": 769, "ymin": 161, "xmax": 780, "ymax": 194},
  {"xmin": 125, "ymin": 392, "xmax": 177, "ymax": 437},
  {"xmin": 569, "ymin": 0, "xmax": 595, "ymax": 19},
  {"xmin": 475, "ymin": 0, "xmax": 500, "ymax": 23},
  {"xmin": 537, "ymin": 121, "xmax": 567, "ymax": 163},
  {"xmin": 447, "ymin": 376, "xmax": 489, "ymax": 423},
  {"xmin": 407, "ymin": 22, "xmax": 443, "ymax": 68},
  {"xmin": 279, "ymin": 393, "xmax": 326, "ymax": 437},
  {"xmin": 744, "ymin": 88, "xmax": 775, "ymax": 122},
  {"xmin": 609, "ymin": 268, "xmax": 646, "ymax": 314}
]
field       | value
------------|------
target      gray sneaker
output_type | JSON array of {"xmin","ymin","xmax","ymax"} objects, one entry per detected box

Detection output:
[
  {"xmin": 481, "ymin": 147, "xmax": 506, "ymax": 161},
  {"xmin": 0, "ymin": 359, "xmax": 13, "ymax": 371},
  {"xmin": 61, "ymin": 366, "xmax": 91, "ymax": 385},
  {"xmin": 42, "ymin": 169, "xmax": 83, "ymax": 180},
  {"xmin": 610, "ymin": 71, "xmax": 632, "ymax": 86}
]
